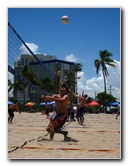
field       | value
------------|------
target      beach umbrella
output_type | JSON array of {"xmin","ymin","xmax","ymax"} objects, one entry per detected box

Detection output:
[
  {"xmin": 108, "ymin": 101, "xmax": 119, "ymax": 107},
  {"xmin": 40, "ymin": 102, "xmax": 46, "ymax": 106},
  {"xmin": 40, "ymin": 101, "xmax": 55, "ymax": 106},
  {"xmin": 25, "ymin": 102, "xmax": 36, "ymax": 107},
  {"xmin": 8, "ymin": 101, "xmax": 14, "ymax": 105},
  {"xmin": 48, "ymin": 101, "xmax": 55, "ymax": 105},
  {"xmin": 86, "ymin": 100, "xmax": 99, "ymax": 106}
]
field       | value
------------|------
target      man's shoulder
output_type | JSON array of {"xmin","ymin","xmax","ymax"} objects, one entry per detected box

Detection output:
[
  {"xmin": 65, "ymin": 94, "xmax": 69, "ymax": 97},
  {"xmin": 62, "ymin": 94, "xmax": 68, "ymax": 99}
]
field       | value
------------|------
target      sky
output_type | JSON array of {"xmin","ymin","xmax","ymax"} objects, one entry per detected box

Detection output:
[
  {"xmin": 1, "ymin": 0, "xmax": 128, "ymax": 165},
  {"xmin": 8, "ymin": 8, "xmax": 120, "ymax": 101}
]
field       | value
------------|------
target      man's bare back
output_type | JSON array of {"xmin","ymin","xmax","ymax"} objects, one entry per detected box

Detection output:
[
  {"xmin": 79, "ymin": 97, "xmax": 86, "ymax": 107},
  {"xmin": 73, "ymin": 90, "xmax": 88, "ymax": 108}
]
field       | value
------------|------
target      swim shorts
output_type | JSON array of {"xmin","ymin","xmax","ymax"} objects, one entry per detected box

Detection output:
[
  {"xmin": 78, "ymin": 107, "xmax": 85, "ymax": 116},
  {"xmin": 8, "ymin": 108, "xmax": 14, "ymax": 117},
  {"xmin": 45, "ymin": 108, "xmax": 49, "ymax": 115},
  {"xmin": 50, "ymin": 114, "xmax": 67, "ymax": 130}
]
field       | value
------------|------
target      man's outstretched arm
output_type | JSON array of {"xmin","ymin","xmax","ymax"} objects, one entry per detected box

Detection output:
[
  {"xmin": 73, "ymin": 93, "xmax": 82, "ymax": 99},
  {"xmin": 41, "ymin": 95, "xmax": 54, "ymax": 101}
]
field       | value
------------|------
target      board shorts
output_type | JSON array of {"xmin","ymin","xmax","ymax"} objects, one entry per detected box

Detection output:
[
  {"xmin": 77, "ymin": 107, "xmax": 85, "ymax": 116},
  {"xmin": 8, "ymin": 108, "xmax": 14, "ymax": 117},
  {"xmin": 45, "ymin": 108, "xmax": 49, "ymax": 115},
  {"xmin": 50, "ymin": 114, "xmax": 67, "ymax": 131}
]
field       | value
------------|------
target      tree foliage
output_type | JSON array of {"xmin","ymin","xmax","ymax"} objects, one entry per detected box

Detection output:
[
  {"xmin": 96, "ymin": 92, "xmax": 117, "ymax": 106},
  {"xmin": 94, "ymin": 50, "xmax": 116, "ymax": 109}
]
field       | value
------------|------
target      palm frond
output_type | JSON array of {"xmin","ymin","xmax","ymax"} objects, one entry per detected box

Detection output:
[{"xmin": 94, "ymin": 59, "xmax": 101, "ymax": 74}]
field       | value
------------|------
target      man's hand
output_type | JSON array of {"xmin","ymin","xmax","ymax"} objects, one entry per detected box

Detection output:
[
  {"xmin": 41, "ymin": 95, "xmax": 45, "ymax": 100},
  {"xmin": 53, "ymin": 95, "xmax": 60, "ymax": 98}
]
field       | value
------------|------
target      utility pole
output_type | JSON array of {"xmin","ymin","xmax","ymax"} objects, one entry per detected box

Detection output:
[
  {"xmin": 107, "ymin": 85, "xmax": 114, "ymax": 95},
  {"xmin": 95, "ymin": 91, "xmax": 96, "ymax": 100},
  {"xmin": 76, "ymin": 76, "xmax": 81, "ymax": 105},
  {"xmin": 55, "ymin": 63, "xmax": 60, "ymax": 94}
]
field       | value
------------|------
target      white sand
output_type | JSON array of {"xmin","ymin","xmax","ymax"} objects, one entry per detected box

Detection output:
[{"xmin": 8, "ymin": 112, "xmax": 121, "ymax": 159}]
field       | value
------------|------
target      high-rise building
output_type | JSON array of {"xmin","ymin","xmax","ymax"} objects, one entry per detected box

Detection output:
[{"xmin": 14, "ymin": 54, "xmax": 75, "ymax": 102}]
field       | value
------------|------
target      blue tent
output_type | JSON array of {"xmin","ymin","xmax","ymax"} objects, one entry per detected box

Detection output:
[
  {"xmin": 8, "ymin": 101, "xmax": 14, "ymax": 105},
  {"xmin": 48, "ymin": 101, "xmax": 55, "ymax": 105},
  {"xmin": 40, "ymin": 102, "xmax": 46, "ymax": 106},
  {"xmin": 108, "ymin": 101, "xmax": 120, "ymax": 107},
  {"xmin": 40, "ymin": 101, "xmax": 55, "ymax": 106}
]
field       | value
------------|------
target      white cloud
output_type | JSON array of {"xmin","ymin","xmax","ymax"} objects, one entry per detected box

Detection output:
[
  {"xmin": 9, "ymin": 42, "xmax": 39, "ymax": 79},
  {"xmin": 8, "ymin": 72, "xmax": 14, "ymax": 97},
  {"xmin": 66, "ymin": 54, "xmax": 120, "ymax": 101},
  {"xmin": 106, "ymin": 60, "xmax": 120, "ymax": 89},
  {"xmin": 8, "ymin": 42, "xmax": 40, "ymax": 97},
  {"xmin": 19, "ymin": 42, "xmax": 39, "ymax": 54},
  {"xmin": 65, "ymin": 53, "xmax": 78, "ymax": 63}
]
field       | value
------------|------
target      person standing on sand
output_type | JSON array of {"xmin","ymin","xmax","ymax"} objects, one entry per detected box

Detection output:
[
  {"xmin": 73, "ymin": 90, "xmax": 88, "ymax": 122},
  {"xmin": 8, "ymin": 100, "xmax": 21, "ymax": 123},
  {"xmin": 41, "ymin": 84, "xmax": 69, "ymax": 141},
  {"xmin": 45, "ymin": 102, "xmax": 50, "ymax": 119},
  {"xmin": 116, "ymin": 104, "xmax": 120, "ymax": 119}
]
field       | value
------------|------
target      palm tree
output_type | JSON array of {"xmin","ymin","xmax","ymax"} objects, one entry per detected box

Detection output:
[
  {"xmin": 94, "ymin": 50, "xmax": 116, "ymax": 111},
  {"xmin": 64, "ymin": 72, "xmax": 76, "ymax": 89},
  {"xmin": 73, "ymin": 63, "xmax": 83, "ymax": 104},
  {"xmin": 21, "ymin": 65, "xmax": 39, "ymax": 85},
  {"xmin": 40, "ymin": 76, "xmax": 54, "ymax": 93},
  {"xmin": 21, "ymin": 65, "xmax": 40, "ymax": 101},
  {"xmin": 73, "ymin": 63, "xmax": 82, "ymax": 91},
  {"xmin": 8, "ymin": 79, "xmax": 24, "ymax": 99},
  {"xmin": 73, "ymin": 63, "xmax": 83, "ymax": 74}
]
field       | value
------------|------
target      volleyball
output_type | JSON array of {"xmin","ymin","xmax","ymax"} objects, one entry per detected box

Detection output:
[{"xmin": 61, "ymin": 15, "xmax": 69, "ymax": 24}]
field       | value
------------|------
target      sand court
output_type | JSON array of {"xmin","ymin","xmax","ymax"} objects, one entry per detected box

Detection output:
[{"xmin": 8, "ymin": 112, "xmax": 121, "ymax": 159}]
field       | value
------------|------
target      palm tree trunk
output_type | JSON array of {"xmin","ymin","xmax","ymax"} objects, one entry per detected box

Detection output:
[{"xmin": 103, "ymin": 71, "xmax": 107, "ymax": 113}]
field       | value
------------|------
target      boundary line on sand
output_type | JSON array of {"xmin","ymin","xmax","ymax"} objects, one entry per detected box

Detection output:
[
  {"xmin": 9, "ymin": 128, "xmax": 120, "ymax": 133},
  {"xmin": 8, "ymin": 146, "xmax": 117, "ymax": 152}
]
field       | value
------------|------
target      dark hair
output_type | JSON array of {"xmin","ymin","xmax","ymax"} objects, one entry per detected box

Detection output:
[
  {"xmin": 84, "ymin": 94, "xmax": 88, "ymax": 98},
  {"xmin": 62, "ymin": 84, "xmax": 69, "ymax": 94}
]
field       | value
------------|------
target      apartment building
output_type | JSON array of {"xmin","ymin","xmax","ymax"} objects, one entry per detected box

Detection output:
[{"xmin": 14, "ymin": 54, "xmax": 75, "ymax": 102}]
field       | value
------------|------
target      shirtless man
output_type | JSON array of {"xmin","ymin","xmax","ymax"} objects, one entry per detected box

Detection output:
[
  {"xmin": 73, "ymin": 90, "xmax": 88, "ymax": 123},
  {"xmin": 41, "ymin": 84, "xmax": 69, "ymax": 140},
  {"xmin": 8, "ymin": 101, "xmax": 21, "ymax": 123}
]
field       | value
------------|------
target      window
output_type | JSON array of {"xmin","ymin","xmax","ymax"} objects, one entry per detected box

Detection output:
[
  {"xmin": 21, "ymin": 58, "xmax": 24, "ymax": 66},
  {"xmin": 25, "ymin": 58, "xmax": 28, "ymax": 65}
]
